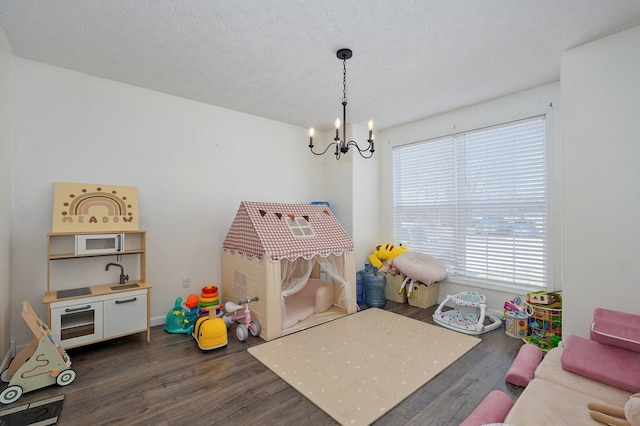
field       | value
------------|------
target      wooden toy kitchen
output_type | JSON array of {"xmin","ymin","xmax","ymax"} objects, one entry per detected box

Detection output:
[{"xmin": 42, "ymin": 182, "xmax": 151, "ymax": 349}]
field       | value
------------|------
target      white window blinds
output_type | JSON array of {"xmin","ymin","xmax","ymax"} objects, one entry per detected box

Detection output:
[{"xmin": 393, "ymin": 116, "xmax": 547, "ymax": 288}]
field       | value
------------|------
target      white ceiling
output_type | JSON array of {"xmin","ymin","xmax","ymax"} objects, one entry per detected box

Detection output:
[{"xmin": 1, "ymin": 1, "xmax": 640, "ymax": 132}]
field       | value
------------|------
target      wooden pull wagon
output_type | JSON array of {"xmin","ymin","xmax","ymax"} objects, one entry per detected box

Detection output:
[{"xmin": 1, "ymin": 301, "xmax": 75, "ymax": 404}]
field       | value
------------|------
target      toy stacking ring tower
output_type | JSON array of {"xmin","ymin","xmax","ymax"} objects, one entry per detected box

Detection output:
[{"xmin": 432, "ymin": 291, "xmax": 502, "ymax": 335}]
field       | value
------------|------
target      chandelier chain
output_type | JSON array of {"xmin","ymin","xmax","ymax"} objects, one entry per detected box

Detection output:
[{"xmin": 342, "ymin": 57, "xmax": 347, "ymax": 104}]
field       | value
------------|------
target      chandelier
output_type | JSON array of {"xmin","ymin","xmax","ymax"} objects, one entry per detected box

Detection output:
[{"xmin": 308, "ymin": 48, "xmax": 375, "ymax": 160}]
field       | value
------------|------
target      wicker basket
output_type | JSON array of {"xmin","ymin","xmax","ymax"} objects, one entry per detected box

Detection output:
[
  {"xmin": 407, "ymin": 282, "xmax": 440, "ymax": 309},
  {"xmin": 384, "ymin": 273, "xmax": 408, "ymax": 303}
]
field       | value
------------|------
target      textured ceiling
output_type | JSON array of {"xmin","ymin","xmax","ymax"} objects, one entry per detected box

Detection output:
[{"xmin": 1, "ymin": 1, "xmax": 640, "ymax": 132}]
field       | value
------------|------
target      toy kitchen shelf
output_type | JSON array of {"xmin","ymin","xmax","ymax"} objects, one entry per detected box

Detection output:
[{"xmin": 43, "ymin": 230, "xmax": 151, "ymax": 349}]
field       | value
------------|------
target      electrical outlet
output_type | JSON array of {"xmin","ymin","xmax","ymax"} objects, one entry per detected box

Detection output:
[{"xmin": 182, "ymin": 276, "xmax": 190, "ymax": 288}]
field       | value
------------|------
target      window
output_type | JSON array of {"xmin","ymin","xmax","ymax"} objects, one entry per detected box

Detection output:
[
  {"xmin": 286, "ymin": 217, "xmax": 314, "ymax": 237},
  {"xmin": 393, "ymin": 116, "xmax": 548, "ymax": 289}
]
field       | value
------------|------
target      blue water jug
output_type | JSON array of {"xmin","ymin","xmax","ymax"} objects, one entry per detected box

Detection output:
[
  {"xmin": 364, "ymin": 266, "xmax": 386, "ymax": 309},
  {"xmin": 357, "ymin": 263, "xmax": 372, "ymax": 307},
  {"xmin": 356, "ymin": 271, "xmax": 365, "ymax": 306}
]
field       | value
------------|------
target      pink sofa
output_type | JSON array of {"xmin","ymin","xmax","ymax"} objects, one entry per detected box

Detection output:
[{"xmin": 463, "ymin": 308, "xmax": 640, "ymax": 426}]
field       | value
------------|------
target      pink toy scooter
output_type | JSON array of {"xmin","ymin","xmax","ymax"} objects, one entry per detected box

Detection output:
[{"xmin": 223, "ymin": 297, "xmax": 261, "ymax": 342}]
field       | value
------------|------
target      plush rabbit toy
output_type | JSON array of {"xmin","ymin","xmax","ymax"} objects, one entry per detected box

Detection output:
[{"xmin": 588, "ymin": 393, "xmax": 640, "ymax": 426}]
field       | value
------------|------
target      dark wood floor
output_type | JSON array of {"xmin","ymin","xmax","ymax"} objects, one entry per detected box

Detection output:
[{"xmin": 6, "ymin": 302, "xmax": 525, "ymax": 425}]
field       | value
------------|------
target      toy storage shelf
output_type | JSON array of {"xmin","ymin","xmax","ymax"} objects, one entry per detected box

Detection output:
[
  {"xmin": 523, "ymin": 301, "xmax": 562, "ymax": 351},
  {"xmin": 43, "ymin": 231, "xmax": 151, "ymax": 349}
]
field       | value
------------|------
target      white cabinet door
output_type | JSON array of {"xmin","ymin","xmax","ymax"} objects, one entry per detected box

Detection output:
[
  {"xmin": 103, "ymin": 290, "xmax": 147, "ymax": 339},
  {"xmin": 51, "ymin": 301, "xmax": 104, "ymax": 348}
]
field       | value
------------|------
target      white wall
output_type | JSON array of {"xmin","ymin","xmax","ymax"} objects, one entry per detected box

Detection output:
[
  {"xmin": 376, "ymin": 83, "xmax": 562, "ymax": 313},
  {"xmin": 351, "ymin": 123, "xmax": 380, "ymax": 270},
  {"xmin": 561, "ymin": 25, "xmax": 640, "ymax": 337},
  {"xmin": 320, "ymin": 123, "xmax": 379, "ymax": 270},
  {"xmin": 10, "ymin": 59, "xmax": 326, "ymax": 346},
  {"xmin": 0, "ymin": 26, "xmax": 13, "ymax": 359}
]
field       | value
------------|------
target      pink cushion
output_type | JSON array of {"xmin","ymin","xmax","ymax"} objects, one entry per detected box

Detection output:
[
  {"xmin": 591, "ymin": 308, "xmax": 640, "ymax": 353},
  {"xmin": 505, "ymin": 344, "xmax": 544, "ymax": 387},
  {"xmin": 282, "ymin": 278, "xmax": 334, "ymax": 329},
  {"xmin": 561, "ymin": 334, "xmax": 640, "ymax": 393},
  {"xmin": 459, "ymin": 390, "xmax": 514, "ymax": 426},
  {"xmin": 393, "ymin": 252, "xmax": 447, "ymax": 285}
]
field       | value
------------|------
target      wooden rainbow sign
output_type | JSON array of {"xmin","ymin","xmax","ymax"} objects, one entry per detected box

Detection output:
[{"xmin": 52, "ymin": 182, "xmax": 139, "ymax": 233}]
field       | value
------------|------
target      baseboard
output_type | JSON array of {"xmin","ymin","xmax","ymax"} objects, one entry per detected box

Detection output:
[
  {"xmin": 1, "ymin": 347, "xmax": 12, "ymax": 374},
  {"xmin": 150, "ymin": 316, "xmax": 165, "ymax": 328}
]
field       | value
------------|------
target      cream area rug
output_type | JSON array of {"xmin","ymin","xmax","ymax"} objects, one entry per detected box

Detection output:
[{"xmin": 248, "ymin": 308, "xmax": 481, "ymax": 425}]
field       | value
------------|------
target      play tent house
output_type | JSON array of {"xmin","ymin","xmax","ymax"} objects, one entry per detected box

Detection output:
[{"xmin": 222, "ymin": 201, "xmax": 357, "ymax": 341}]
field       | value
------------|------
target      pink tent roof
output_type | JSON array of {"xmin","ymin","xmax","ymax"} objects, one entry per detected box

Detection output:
[{"xmin": 223, "ymin": 201, "xmax": 354, "ymax": 261}]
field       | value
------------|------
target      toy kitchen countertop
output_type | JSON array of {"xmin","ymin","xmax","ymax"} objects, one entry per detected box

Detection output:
[{"xmin": 43, "ymin": 281, "xmax": 152, "ymax": 303}]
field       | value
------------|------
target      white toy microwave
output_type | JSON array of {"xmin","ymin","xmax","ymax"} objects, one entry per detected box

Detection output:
[{"xmin": 75, "ymin": 233, "xmax": 124, "ymax": 255}]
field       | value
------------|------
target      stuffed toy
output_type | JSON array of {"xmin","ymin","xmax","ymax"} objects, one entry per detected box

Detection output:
[
  {"xmin": 588, "ymin": 393, "xmax": 640, "ymax": 426},
  {"xmin": 368, "ymin": 243, "xmax": 408, "ymax": 270}
]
